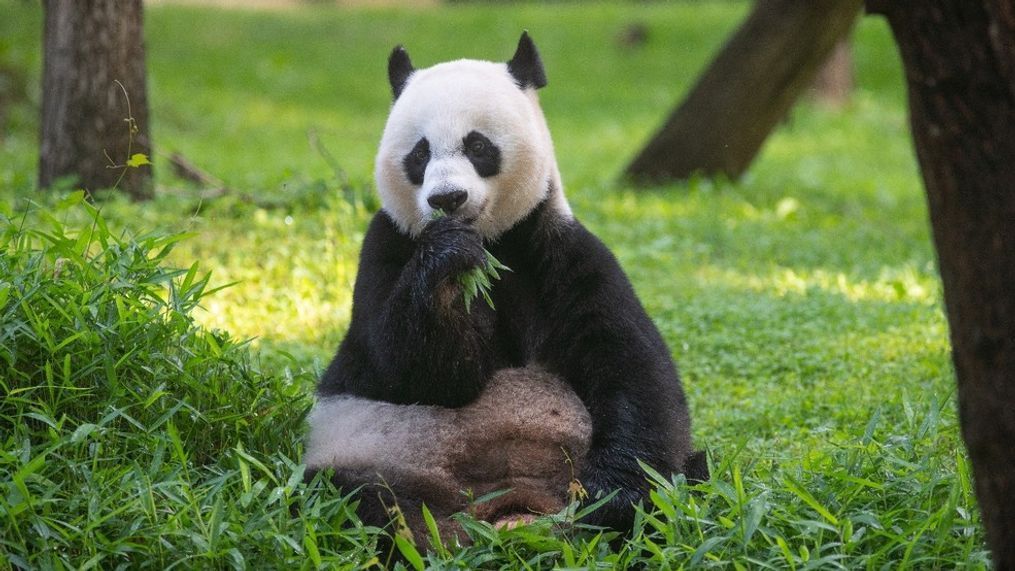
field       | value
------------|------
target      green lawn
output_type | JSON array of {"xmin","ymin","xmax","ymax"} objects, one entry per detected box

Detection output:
[{"xmin": 0, "ymin": 1, "xmax": 989, "ymax": 568}]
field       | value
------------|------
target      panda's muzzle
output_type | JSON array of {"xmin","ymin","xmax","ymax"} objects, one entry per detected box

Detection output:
[{"xmin": 428, "ymin": 189, "xmax": 468, "ymax": 214}]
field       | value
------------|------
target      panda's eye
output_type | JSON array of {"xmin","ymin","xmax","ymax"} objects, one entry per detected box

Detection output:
[
  {"xmin": 462, "ymin": 131, "xmax": 501, "ymax": 178},
  {"xmin": 402, "ymin": 137, "xmax": 430, "ymax": 186}
]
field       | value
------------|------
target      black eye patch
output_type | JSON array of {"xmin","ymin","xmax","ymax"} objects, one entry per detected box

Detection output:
[
  {"xmin": 402, "ymin": 137, "xmax": 430, "ymax": 185},
  {"xmin": 462, "ymin": 131, "xmax": 501, "ymax": 178}
]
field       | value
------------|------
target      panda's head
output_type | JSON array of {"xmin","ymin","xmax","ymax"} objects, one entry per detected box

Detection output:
[{"xmin": 375, "ymin": 32, "xmax": 571, "ymax": 239}]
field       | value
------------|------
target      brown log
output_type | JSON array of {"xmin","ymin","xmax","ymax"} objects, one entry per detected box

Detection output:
[
  {"xmin": 169, "ymin": 152, "xmax": 225, "ymax": 187},
  {"xmin": 39, "ymin": 0, "xmax": 152, "ymax": 199},
  {"xmin": 625, "ymin": 0, "xmax": 862, "ymax": 184},
  {"xmin": 875, "ymin": 1, "xmax": 1015, "ymax": 566}
]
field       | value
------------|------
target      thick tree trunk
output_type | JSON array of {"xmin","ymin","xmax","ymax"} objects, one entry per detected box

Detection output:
[
  {"xmin": 625, "ymin": 0, "xmax": 862, "ymax": 184},
  {"xmin": 811, "ymin": 38, "xmax": 853, "ymax": 108},
  {"xmin": 871, "ymin": 1, "xmax": 1015, "ymax": 567},
  {"xmin": 39, "ymin": 0, "xmax": 152, "ymax": 199}
]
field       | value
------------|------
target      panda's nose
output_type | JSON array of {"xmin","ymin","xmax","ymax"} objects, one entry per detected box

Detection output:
[{"xmin": 427, "ymin": 190, "xmax": 468, "ymax": 213}]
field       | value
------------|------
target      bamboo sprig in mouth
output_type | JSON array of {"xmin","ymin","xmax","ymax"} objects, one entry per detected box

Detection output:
[{"xmin": 430, "ymin": 210, "xmax": 511, "ymax": 312}]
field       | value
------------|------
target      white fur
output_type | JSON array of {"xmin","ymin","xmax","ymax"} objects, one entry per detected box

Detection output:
[
  {"xmin": 304, "ymin": 396, "xmax": 460, "ymax": 473},
  {"xmin": 375, "ymin": 59, "xmax": 572, "ymax": 239},
  {"xmin": 304, "ymin": 367, "xmax": 592, "ymax": 479}
]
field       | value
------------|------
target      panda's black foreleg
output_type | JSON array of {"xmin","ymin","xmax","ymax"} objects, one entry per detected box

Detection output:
[
  {"xmin": 563, "ymin": 342, "xmax": 691, "ymax": 532},
  {"xmin": 576, "ymin": 467, "xmax": 646, "ymax": 531},
  {"xmin": 520, "ymin": 221, "xmax": 695, "ymax": 532},
  {"xmin": 355, "ymin": 215, "xmax": 497, "ymax": 406},
  {"xmin": 570, "ymin": 384, "xmax": 689, "ymax": 532}
]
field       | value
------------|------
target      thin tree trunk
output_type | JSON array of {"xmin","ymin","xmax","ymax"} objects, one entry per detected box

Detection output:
[
  {"xmin": 870, "ymin": 1, "xmax": 1015, "ymax": 566},
  {"xmin": 39, "ymin": 0, "xmax": 152, "ymax": 199},
  {"xmin": 625, "ymin": 0, "xmax": 862, "ymax": 184}
]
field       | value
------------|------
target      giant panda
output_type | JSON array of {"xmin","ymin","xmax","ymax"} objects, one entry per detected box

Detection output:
[{"xmin": 306, "ymin": 32, "xmax": 706, "ymax": 541}]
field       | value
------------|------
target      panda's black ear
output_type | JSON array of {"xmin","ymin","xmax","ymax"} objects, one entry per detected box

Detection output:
[
  {"xmin": 507, "ymin": 31, "xmax": 547, "ymax": 90},
  {"xmin": 388, "ymin": 45, "xmax": 415, "ymax": 100}
]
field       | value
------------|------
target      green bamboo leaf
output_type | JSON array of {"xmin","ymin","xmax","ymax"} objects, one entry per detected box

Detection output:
[
  {"xmin": 784, "ymin": 475, "xmax": 839, "ymax": 525},
  {"xmin": 427, "ymin": 211, "xmax": 511, "ymax": 313},
  {"xmin": 421, "ymin": 503, "xmax": 448, "ymax": 558},
  {"xmin": 394, "ymin": 535, "xmax": 424, "ymax": 571},
  {"xmin": 56, "ymin": 190, "xmax": 87, "ymax": 210}
]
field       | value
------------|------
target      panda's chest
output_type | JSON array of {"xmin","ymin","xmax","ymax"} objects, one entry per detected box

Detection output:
[{"xmin": 490, "ymin": 270, "xmax": 546, "ymax": 366}]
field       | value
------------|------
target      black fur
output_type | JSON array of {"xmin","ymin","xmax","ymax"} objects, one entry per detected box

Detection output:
[
  {"xmin": 388, "ymin": 46, "xmax": 415, "ymax": 100},
  {"xmin": 507, "ymin": 31, "xmax": 548, "ymax": 90},
  {"xmin": 319, "ymin": 193, "xmax": 698, "ymax": 531},
  {"xmin": 320, "ymin": 214, "xmax": 493, "ymax": 407},
  {"xmin": 402, "ymin": 137, "xmax": 430, "ymax": 186},
  {"xmin": 463, "ymin": 131, "xmax": 501, "ymax": 178}
]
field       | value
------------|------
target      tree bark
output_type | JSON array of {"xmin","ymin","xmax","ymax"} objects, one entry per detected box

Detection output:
[
  {"xmin": 625, "ymin": 0, "xmax": 862, "ymax": 184},
  {"xmin": 871, "ymin": 1, "xmax": 1015, "ymax": 566},
  {"xmin": 39, "ymin": 0, "xmax": 152, "ymax": 199},
  {"xmin": 811, "ymin": 38, "xmax": 853, "ymax": 108}
]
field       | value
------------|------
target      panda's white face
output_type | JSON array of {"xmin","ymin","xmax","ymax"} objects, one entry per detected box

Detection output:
[{"xmin": 375, "ymin": 58, "xmax": 569, "ymax": 239}]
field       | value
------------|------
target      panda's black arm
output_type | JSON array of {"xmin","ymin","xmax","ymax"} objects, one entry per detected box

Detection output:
[
  {"xmin": 319, "ymin": 211, "xmax": 496, "ymax": 406},
  {"xmin": 526, "ymin": 220, "xmax": 694, "ymax": 530}
]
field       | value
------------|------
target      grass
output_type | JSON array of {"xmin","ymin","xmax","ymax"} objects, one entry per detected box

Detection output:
[{"xmin": 0, "ymin": 1, "xmax": 990, "ymax": 568}]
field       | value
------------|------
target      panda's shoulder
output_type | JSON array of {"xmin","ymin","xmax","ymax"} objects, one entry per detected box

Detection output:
[
  {"xmin": 543, "ymin": 214, "xmax": 616, "ymax": 264},
  {"xmin": 361, "ymin": 209, "xmax": 415, "ymax": 261},
  {"xmin": 366, "ymin": 209, "xmax": 403, "ymax": 236}
]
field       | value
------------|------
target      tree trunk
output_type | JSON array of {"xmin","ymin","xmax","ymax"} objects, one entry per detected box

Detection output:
[
  {"xmin": 811, "ymin": 38, "xmax": 853, "ymax": 108},
  {"xmin": 625, "ymin": 0, "xmax": 862, "ymax": 184},
  {"xmin": 870, "ymin": 1, "xmax": 1015, "ymax": 566},
  {"xmin": 39, "ymin": 0, "xmax": 152, "ymax": 199}
]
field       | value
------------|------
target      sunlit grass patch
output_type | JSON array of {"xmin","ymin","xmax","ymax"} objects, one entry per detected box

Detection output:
[
  {"xmin": 690, "ymin": 264, "xmax": 938, "ymax": 304},
  {"xmin": 178, "ymin": 201, "xmax": 368, "ymax": 351}
]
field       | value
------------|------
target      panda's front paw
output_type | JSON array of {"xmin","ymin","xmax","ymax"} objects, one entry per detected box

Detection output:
[{"xmin": 419, "ymin": 216, "xmax": 486, "ymax": 276}]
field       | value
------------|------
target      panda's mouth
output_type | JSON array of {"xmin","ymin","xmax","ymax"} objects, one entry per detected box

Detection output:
[
  {"xmin": 467, "ymin": 199, "xmax": 490, "ymax": 224},
  {"xmin": 425, "ymin": 211, "xmax": 478, "ymax": 227},
  {"xmin": 416, "ymin": 199, "xmax": 489, "ymax": 237},
  {"xmin": 438, "ymin": 198, "xmax": 487, "ymax": 226}
]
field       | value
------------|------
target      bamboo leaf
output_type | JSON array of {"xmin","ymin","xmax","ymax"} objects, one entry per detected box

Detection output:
[{"xmin": 394, "ymin": 535, "xmax": 424, "ymax": 571}]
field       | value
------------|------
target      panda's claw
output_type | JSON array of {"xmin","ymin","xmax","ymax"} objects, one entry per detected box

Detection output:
[{"xmin": 419, "ymin": 216, "xmax": 486, "ymax": 275}]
